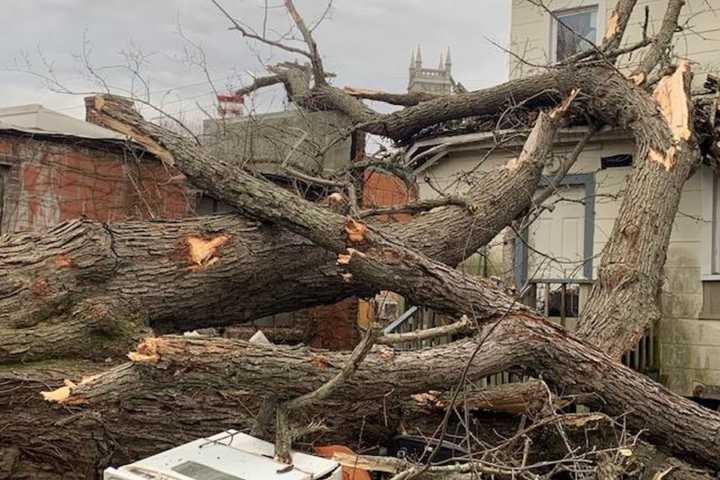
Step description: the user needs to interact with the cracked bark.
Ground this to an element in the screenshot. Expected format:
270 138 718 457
0 89 556 362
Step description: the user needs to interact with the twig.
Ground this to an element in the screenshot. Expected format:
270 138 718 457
358 197 468 219
377 316 474 345
210 0 312 59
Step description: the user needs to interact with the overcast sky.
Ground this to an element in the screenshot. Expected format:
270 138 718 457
1 0 510 124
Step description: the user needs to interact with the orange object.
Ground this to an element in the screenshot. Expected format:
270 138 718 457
313 445 371 480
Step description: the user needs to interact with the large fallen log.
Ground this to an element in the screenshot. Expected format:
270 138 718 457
53 48 720 468
0 92 556 362
6 306 719 479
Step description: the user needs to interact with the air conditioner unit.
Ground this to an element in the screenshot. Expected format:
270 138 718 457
104 430 342 480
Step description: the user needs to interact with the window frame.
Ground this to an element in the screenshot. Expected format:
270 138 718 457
514 173 596 286
548 3 603 63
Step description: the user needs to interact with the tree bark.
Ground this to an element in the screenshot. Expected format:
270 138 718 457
0 115 554 362
577 67 699 357
10 306 720 478
58 61 720 469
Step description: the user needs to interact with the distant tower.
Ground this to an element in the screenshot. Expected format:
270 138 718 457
408 46 453 95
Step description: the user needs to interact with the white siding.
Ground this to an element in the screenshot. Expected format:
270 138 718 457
418 135 720 396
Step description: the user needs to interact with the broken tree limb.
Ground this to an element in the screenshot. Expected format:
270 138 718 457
26 311 720 472
577 62 699 358
275 324 380 463
0 93 559 362
87 88 570 264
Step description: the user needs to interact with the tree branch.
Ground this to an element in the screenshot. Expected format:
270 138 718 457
284 0 327 85
210 0 312 59
631 0 686 83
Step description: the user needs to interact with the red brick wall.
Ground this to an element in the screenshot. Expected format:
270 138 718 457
362 170 417 223
0 134 194 232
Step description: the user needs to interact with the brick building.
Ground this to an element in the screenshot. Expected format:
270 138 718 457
0 104 193 233
0 101 415 350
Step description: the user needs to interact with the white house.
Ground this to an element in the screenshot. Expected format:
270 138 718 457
408 0 720 398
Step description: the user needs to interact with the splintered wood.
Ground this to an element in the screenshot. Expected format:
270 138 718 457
41 375 98 404
603 12 620 43
90 96 176 166
345 219 367 242
186 234 230 270
650 61 692 170
127 337 161 364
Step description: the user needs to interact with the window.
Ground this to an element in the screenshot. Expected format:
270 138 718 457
552 6 599 62
196 193 235 215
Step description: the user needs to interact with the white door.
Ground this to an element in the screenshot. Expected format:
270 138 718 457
527 185 586 280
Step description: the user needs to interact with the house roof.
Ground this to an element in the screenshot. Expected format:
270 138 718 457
0 104 126 141
405 126 633 174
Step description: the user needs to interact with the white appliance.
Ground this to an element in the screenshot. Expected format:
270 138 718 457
104 430 342 480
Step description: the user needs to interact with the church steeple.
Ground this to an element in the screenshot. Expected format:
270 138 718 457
444 47 452 73
407 45 453 95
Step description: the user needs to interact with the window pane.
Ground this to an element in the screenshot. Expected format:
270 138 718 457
556 7 598 61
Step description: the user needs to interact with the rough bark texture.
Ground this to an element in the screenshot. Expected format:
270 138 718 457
0 123 552 362
9 307 719 478
0 215 335 362
5 2 720 478
577 63 699 358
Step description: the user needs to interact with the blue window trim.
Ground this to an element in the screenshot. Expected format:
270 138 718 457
514 173 596 286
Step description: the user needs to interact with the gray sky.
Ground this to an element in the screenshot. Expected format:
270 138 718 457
1 0 510 123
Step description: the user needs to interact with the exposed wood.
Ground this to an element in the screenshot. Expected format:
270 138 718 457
0 101 557 361
577 60 699 359
600 0 639 51
377 317 474 345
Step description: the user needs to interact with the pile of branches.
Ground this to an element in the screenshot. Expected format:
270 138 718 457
2 0 720 479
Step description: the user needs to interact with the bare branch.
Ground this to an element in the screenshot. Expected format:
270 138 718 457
631 0 686 83
343 86 442 107
210 0 313 59
234 73 285 97
283 0 327 85
358 197 468 219
377 316 474 345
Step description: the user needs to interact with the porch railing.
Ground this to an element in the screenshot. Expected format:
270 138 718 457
386 278 658 380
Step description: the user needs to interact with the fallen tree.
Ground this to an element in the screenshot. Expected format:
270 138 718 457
3 0 720 478
0 96 557 362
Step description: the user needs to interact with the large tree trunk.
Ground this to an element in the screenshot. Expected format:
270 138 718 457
6 306 720 479
6 2 720 477
577 26 700 359
0 93 555 362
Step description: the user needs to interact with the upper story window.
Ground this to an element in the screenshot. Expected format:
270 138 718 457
552 6 599 61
